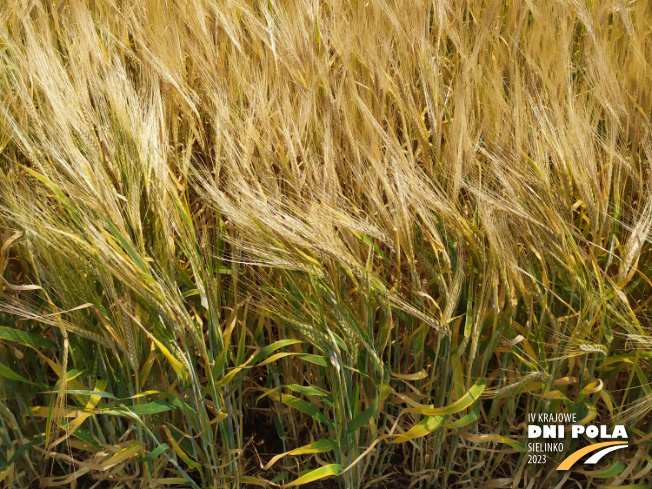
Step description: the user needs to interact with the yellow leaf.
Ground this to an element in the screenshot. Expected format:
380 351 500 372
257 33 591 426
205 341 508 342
598 389 614 414
391 370 428 381
405 379 486 416
263 438 338 470
540 390 568 400
466 434 524 451
163 426 201 470
581 379 603 395
390 415 445 443
286 464 343 487
98 441 142 471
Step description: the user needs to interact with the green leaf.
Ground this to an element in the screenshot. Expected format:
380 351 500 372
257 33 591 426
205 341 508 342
101 215 151 276
270 471 288 483
0 362 33 384
23 167 82 229
266 391 333 429
137 443 170 462
348 403 376 433
0 327 57 349
126 401 177 415
581 461 625 478
101 401 178 416
295 354 328 367
3 438 42 469
52 389 116 399
69 426 102 448
215 339 303 390
447 407 479 428
250 339 303 366
285 384 333 404
65 369 85 381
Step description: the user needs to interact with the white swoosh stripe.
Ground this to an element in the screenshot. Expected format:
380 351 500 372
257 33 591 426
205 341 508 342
584 444 628 464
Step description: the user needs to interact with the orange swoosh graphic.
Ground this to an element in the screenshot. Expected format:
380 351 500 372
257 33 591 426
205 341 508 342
557 441 627 470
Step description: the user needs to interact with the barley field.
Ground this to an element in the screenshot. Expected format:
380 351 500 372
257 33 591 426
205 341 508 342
1 0 651 488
